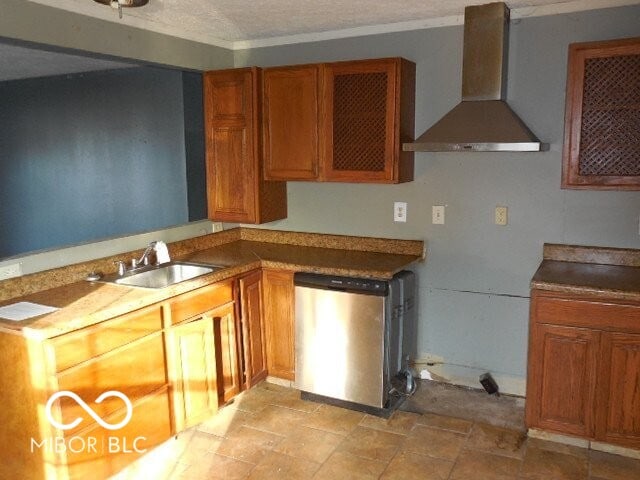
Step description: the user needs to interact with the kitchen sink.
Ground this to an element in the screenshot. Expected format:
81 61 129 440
100 261 223 289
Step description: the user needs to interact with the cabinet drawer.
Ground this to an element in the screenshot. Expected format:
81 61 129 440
54 333 167 434
533 294 640 332
62 387 172 480
169 281 233 325
47 304 163 372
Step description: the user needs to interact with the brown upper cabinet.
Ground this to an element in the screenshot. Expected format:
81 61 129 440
263 65 322 181
203 68 287 223
562 37 640 190
262 58 416 183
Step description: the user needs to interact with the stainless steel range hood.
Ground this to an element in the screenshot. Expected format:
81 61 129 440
404 2 546 152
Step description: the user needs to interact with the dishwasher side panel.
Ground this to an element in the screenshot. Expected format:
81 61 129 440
294 286 387 408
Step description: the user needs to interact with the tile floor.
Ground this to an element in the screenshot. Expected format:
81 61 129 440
114 382 640 479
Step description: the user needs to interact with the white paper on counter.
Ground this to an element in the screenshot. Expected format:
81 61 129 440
0 301 59 321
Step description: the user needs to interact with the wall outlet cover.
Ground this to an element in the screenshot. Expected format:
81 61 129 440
495 206 508 226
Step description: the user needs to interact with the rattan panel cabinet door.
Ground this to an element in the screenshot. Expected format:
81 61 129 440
322 58 415 183
562 37 640 190
263 65 321 181
203 68 287 223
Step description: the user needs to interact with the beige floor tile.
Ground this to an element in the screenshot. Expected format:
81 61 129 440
269 392 321 413
337 426 405 462
526 437 589 459
256 381 293 393
274 425 343 463
182 453 254 480
465 423 526 459
302 404 366 436
313 451 387 480
359 411 420 435
175 431 224 465
196 406 255 437
245 404 310 436
381 451 454 480
449 449 521 480
215 432 279 465
590 450 640 480
232 387 284 414
247 451 320 480
417 412 473 434
520 446 588 480
402 424 466 461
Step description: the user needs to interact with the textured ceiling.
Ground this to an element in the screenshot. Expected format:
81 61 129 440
27 0 639 48
3 0 636 81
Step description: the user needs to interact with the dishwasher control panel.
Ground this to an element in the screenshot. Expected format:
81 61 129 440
294 272 388 295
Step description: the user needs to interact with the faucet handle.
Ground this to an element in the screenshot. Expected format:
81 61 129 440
114 260 126 276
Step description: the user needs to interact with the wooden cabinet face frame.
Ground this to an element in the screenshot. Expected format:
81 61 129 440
562 37 640 190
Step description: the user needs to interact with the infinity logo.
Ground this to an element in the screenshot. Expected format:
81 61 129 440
45 391 133 431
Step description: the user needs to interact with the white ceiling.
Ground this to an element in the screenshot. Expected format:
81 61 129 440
2 0 636 82
27 0 640 49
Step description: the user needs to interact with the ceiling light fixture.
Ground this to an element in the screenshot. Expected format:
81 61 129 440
93 0 149 19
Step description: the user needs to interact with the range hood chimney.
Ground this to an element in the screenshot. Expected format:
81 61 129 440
404 2 546 152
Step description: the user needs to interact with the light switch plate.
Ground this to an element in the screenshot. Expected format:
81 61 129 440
394 202 407 222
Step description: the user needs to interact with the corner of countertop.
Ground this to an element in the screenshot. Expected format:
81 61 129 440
542 243 640 267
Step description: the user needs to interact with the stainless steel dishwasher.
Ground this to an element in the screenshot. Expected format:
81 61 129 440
294 271 415 415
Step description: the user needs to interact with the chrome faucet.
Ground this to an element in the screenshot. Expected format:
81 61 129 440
113 241 172 277
137 242 157 267
137 240 171 267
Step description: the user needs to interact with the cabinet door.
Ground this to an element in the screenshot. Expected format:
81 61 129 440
562 37 640 190
526 323 599 437
321 58 414 183
262 269 295 380
169 317 218 432
596 331 640 448
263 65 321 180
213 302 242 404
203 68 287 223
239 271 268 387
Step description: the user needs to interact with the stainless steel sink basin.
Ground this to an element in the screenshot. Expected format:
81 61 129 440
101 261 222 289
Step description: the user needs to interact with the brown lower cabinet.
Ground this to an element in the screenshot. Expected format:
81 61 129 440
213 302 242 405
262 269 296 381
526 290 640 449
0 270 292 480
167 315 218 432
239 270 268 388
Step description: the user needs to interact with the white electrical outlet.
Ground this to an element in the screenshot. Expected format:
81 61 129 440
495 206 508 226
394 202 407 222
432 205 445 225
0 263 22 280
212 222 224 233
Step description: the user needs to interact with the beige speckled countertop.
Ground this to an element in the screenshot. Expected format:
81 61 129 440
0 229 424 339
531 243 640 302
